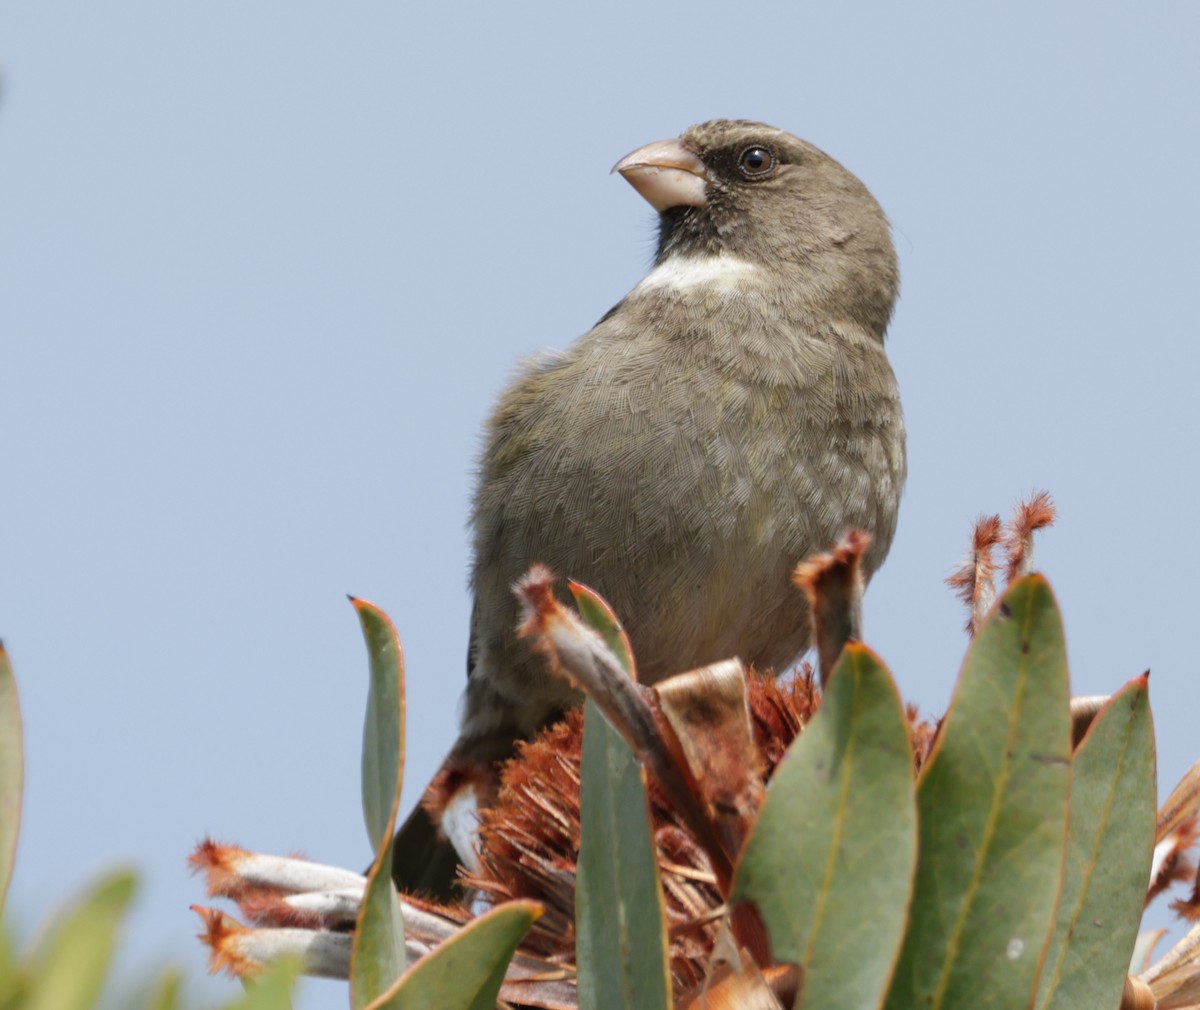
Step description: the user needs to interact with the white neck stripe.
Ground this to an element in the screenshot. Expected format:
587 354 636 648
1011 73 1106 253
633 255 760 295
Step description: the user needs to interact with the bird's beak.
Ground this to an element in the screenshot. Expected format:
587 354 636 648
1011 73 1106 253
612 138 707 212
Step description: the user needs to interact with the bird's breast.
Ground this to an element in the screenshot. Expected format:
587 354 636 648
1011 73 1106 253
470 279 904 707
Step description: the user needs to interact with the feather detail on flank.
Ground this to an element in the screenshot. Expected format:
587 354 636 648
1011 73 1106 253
633 254 761 296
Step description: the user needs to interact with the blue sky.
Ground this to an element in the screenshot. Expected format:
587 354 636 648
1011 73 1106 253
2 3 1198 1006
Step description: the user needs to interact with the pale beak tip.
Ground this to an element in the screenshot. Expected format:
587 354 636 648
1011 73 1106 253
611 138 708 212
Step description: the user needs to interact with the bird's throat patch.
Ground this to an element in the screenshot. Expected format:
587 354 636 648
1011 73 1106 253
633 254 761 296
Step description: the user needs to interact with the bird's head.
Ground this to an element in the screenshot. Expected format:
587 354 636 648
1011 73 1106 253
614 119 899 339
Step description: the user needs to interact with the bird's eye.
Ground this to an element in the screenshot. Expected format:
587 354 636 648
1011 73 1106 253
737 145 776 178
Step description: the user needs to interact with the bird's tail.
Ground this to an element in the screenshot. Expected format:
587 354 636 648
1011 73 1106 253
389 727 525 901
390 798 463 901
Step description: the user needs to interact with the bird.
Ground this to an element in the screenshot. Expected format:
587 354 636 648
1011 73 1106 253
393 119 905 898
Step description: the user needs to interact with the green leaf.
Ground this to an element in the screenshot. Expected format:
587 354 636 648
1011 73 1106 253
885 575 1071 1010
142 969 184 1010
369 901 540 1010
0 643 22 913
228 956 300 1010
568 581 637 678
354 597 407 850
21 869 137 1010
352 863 409 1010
0 922 26 1008
568 582 669 1010
350 598 408 1008
1035 675 1155 1010
732 644 917 1009
576 703 672 1010
564 581 669 1008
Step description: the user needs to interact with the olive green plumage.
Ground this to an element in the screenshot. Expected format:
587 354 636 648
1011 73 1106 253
394 119 905 897
463 119 904 755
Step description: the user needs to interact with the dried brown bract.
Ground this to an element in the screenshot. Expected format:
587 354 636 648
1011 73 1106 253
466 667 935 997
1004 490 1056 584
792 529 871 687
946 514 1002 636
